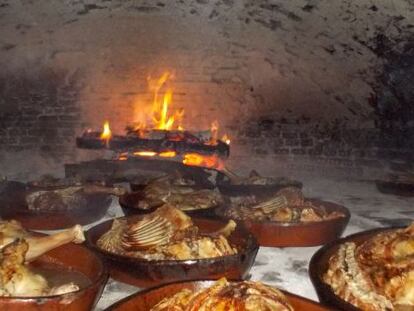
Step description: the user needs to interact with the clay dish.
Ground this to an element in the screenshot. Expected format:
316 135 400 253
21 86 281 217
105 280 331 311
86 216 259 288
216 198 350 247
119 190 222 218
309 227 396 310
0 239 107 311
0 185 112 230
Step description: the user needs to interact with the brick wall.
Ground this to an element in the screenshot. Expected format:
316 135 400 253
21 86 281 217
236 118 414 160
227 118 414 178
0 0 413 179
0 69 82 156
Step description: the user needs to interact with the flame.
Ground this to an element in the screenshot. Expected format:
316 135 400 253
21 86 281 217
99 73 231 169
149 72 171 112
153 89 174 130
176 108 185 131
210 120 219 145
206 121 229 145
222 134 231 145
148 73 183 131
100 121 112 146
131 73 230 144
101 121 112 140
119 150 177 160
118 152 128 160
133 151 157 157
183 153 224 170
115 149 224 170
133 121 147 131
159 151 177 158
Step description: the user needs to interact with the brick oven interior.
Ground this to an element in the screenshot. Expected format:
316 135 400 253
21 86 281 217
0 0 414 309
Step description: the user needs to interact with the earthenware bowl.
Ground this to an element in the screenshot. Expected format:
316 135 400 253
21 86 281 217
0 239 108 311
309 227 397 310
216 198 350 247
119 190 223 218
86 216 259 288
0 185 112 230
105 280 331 310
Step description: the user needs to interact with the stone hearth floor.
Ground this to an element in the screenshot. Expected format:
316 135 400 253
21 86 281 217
84 177 414 310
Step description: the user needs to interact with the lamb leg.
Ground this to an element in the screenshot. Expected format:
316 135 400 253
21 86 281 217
24 225 85 261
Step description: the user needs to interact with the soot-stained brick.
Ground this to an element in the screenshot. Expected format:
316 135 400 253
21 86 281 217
254 19 282 31
254 147 269 155
292 148 305 155
258 118 275 131
282 131 298 139
285 138 299 146
0 68 82 155
273 148 289 155
77 4 106 15
259 3 302 21
2 44 16 51
302 4 315 12
128 5 160 13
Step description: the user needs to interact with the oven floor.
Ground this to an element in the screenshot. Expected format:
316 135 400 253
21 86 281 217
90 176 414 309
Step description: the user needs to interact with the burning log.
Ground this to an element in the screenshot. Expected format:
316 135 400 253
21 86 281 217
78 72 232 162
64 158 225 185
76 129 230 159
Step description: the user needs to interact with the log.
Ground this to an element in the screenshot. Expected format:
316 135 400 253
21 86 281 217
76 131 230 158
125 128 212 143
64 158 225 186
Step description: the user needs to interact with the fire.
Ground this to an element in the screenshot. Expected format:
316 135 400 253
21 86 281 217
95 73 231 170
101 121 112 140
176 108 185 131
183 153 224 170
130 73 230 145
159 151 177 158
154 89 175 130
149 72 184 131
222 134 231 145
118 152 128 161
118 151 177 161
100 121 112 145
129 150 176 158
210 121 219 145
117 150 223 170
133 151 157 157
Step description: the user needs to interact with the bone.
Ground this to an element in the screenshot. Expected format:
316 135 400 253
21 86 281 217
49 282 80 296
24 225 85 262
